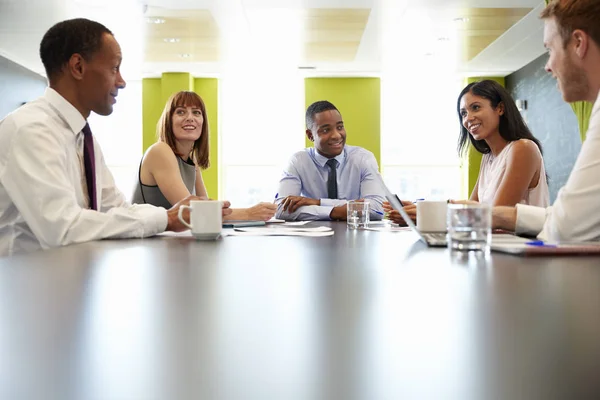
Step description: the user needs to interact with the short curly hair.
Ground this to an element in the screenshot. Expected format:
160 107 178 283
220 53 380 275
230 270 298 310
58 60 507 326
39 18 112 82
305 100 339 131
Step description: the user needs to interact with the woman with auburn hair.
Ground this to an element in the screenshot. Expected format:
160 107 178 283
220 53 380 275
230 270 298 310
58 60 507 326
132 91 276 221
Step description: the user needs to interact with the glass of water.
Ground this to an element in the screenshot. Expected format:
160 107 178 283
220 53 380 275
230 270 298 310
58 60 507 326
347 200 370 229
447 203 492 252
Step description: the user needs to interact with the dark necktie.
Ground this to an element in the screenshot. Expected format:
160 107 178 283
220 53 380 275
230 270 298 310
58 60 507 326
326 158 338 199
82 123 97 210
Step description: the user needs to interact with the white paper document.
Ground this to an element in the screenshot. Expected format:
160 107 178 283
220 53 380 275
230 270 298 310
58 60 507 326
227 225 334 237
265 219 311 226
225 230 334 237
157 224 332 238
362 225 412 232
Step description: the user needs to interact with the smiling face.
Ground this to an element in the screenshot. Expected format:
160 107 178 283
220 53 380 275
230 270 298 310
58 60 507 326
306 109 346 158
459 91 504 142
543 17 590 103
80 33 126 116
171 105 204 143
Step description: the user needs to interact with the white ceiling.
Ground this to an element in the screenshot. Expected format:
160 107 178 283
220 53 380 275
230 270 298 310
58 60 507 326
0 0 547 79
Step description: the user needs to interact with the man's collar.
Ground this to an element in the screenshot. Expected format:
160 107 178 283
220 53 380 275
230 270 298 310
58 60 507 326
44 87 87 135
313 147 347 167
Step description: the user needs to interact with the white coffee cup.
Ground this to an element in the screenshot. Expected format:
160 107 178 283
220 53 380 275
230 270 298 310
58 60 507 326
178 200 223 240
416 200 448 232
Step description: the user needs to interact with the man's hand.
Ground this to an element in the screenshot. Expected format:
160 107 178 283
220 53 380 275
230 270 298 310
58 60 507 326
281 196 319 213
329 204 347 220
166 196 232 232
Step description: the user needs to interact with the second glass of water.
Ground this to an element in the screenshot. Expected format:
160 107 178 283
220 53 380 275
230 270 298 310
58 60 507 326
447 203 492 252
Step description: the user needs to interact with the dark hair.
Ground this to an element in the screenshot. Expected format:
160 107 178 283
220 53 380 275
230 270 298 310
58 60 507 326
306 100 339 130
541 0 600 49
457 80 543 157
158 91 210 170
39 18 113 82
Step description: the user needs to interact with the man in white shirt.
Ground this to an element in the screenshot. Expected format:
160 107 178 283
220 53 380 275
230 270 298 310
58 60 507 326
493 0 600 241
0 18 230 256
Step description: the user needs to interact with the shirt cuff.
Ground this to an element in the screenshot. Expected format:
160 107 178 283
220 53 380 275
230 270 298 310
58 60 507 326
515 204 547 237
147 206 169 235
321 198 347 207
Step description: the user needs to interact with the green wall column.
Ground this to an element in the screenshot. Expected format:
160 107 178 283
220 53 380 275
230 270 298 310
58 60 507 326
461 76 506 198
304 78 381 168
194 78 219 198
142 78 162 153
571 101 593 142
161 72 194 105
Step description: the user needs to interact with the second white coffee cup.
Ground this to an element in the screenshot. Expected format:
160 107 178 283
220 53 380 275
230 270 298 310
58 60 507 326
416 200 448 232
178 200 223 240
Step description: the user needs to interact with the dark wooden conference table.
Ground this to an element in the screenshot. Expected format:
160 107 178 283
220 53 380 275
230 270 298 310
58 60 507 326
1 222 600 400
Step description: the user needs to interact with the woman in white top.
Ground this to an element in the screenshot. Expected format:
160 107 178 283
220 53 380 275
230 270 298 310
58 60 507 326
384 80 549 226
458 80 549 207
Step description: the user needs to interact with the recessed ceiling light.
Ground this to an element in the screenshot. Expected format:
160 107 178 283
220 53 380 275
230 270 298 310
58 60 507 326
437 37 450 42
179 53 192 58
424 52 434 57
453 17 470 23
146 18 165 24
163 38 180 43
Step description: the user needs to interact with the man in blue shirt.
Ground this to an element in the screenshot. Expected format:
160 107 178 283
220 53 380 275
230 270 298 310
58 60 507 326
275 100 385 221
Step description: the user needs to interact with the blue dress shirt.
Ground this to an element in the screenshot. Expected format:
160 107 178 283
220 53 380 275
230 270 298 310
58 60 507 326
275 145 385 220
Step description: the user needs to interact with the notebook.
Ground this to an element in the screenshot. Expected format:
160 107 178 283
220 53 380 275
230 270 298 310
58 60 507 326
490 236 600 256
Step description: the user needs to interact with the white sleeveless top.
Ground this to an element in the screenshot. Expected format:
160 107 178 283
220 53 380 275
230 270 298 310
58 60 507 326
477 139 550 207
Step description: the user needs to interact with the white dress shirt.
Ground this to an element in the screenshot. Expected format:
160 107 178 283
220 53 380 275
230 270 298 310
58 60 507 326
0 88 167 256
275 145 385 220
516 90 600 241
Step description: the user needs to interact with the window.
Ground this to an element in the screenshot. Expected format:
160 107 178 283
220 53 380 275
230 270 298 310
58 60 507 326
88 80 142 202
219 7 305 207
380 6 463 201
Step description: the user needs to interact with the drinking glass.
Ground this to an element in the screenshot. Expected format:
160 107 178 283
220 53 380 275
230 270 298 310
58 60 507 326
447 203 491 252
347 200 370 229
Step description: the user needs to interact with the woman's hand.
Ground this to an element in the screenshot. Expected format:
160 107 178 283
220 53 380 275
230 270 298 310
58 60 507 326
448 199 480 205
246 202 277 221
383 200 415 226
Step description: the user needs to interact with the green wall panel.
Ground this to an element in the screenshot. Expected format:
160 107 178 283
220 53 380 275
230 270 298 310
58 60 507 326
142 78 162 153
194 78 219 198
304 78 381 168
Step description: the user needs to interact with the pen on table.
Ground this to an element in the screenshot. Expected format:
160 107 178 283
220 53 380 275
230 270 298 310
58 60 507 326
526 240 557 248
